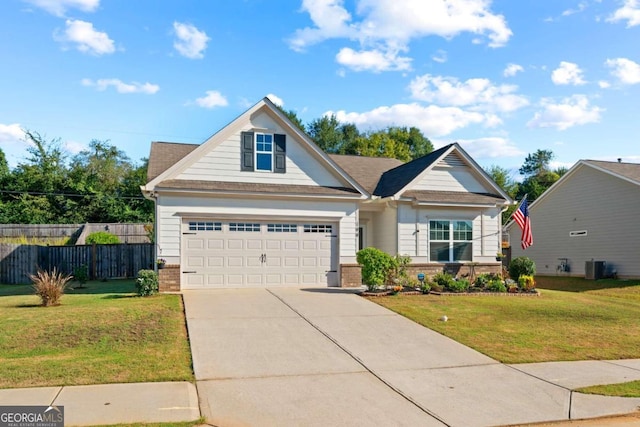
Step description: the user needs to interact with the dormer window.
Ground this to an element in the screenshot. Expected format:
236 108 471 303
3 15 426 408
240 131 286 173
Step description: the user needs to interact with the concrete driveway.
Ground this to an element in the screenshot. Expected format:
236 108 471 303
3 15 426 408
183 288 640 427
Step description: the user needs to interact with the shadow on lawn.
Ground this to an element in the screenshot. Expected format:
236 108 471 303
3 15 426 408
536 276 640 292
0 279 136 297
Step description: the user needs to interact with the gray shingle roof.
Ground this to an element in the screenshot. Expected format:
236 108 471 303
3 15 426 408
147 141 198 182
373 144 454 197
329 154 403 193
156 179 361 196
584 160 640 184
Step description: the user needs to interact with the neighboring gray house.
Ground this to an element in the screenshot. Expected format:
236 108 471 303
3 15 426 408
142 97 512 291
506 159 640 279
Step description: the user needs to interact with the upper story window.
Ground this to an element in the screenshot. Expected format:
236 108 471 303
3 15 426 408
240 131 287 173
255 133 273 171
429 220 473 262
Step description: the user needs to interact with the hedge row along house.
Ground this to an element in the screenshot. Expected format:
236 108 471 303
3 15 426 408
142 98 512 291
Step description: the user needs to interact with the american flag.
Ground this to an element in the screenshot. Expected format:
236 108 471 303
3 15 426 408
512 197 533 249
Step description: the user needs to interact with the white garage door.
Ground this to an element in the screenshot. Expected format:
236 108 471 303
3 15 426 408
182 220 338 288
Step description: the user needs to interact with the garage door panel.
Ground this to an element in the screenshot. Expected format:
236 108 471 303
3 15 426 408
182 221 337 288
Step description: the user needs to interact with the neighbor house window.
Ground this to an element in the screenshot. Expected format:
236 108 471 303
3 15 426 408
255 133 273 171
429 220 472 262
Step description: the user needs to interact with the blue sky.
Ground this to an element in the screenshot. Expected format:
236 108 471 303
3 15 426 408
1 0 639 178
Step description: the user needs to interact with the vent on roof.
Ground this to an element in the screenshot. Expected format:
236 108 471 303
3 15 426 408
438 152 466 167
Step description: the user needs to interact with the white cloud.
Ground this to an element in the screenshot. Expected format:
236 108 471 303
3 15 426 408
455 137 525 159
503 63 523 77
194 90 228 109
0 123 25 144
55 19 115 55
562 2 587 17
598 80 611 88
607 0 640 27
408 74 529 113
551 61 586 85
24 0 99 17
605 57 640 84
289 0 512 72
527 95 603 130
81 78 159 94
266 93 284 106
173 22 209 59
63 140 86 154
336 47 411 72
327 103 489 137
431 49 447 63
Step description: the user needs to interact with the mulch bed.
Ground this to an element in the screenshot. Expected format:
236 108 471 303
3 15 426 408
360 289 540 297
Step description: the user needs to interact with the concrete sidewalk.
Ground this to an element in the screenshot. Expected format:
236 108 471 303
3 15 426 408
0 382 200 426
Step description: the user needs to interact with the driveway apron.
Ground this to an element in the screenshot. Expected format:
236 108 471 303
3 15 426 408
183 288 636 427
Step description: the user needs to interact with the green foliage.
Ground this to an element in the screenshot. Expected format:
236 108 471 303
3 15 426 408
72 264 89 285
486 279 507 293
509 257 536 281
30 267 72 306
518 274 536 291
447 278 470 293
419 281 431 294
432 272 455 290
85 231 121 245
135 269 159 296
474 273 491 288
356 247 397 291
387 254 412 285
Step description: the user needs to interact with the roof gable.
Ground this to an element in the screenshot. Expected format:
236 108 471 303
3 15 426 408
144 97 367 196
329 154 403 193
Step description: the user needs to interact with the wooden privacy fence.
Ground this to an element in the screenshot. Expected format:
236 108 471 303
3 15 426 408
0 243 154 284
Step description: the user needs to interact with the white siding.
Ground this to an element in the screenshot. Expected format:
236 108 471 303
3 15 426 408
176 111 343 187
398 204 418 256
156 194 358 263
372 205 397 254
411 166 488 193
509 165 640 278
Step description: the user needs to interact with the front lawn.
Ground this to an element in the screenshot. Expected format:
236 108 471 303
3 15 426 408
0 280 194 389
368 276 640 364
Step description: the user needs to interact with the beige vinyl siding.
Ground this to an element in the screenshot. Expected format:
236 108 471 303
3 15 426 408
412 207 501 263
372 205 397 255
411 166 488 192
509 165 640 277
398 204 418 256
156 194 358 262
176 111 343 187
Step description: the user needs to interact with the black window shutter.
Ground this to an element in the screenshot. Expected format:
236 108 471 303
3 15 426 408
241 131 254 171
274 134 286 173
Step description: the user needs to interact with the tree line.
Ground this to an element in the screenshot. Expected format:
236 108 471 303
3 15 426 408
0 113 563 225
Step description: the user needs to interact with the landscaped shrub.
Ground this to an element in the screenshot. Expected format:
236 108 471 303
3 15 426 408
419 281 431 294
474 273 491 288
136 269 159 296
30 267 72 307
432 272 455 290
486 279 507 293
85 231 121 245
518 274 536 291
447 278 470 293
386 254 411 286
509 256 536 281
356 247 397 291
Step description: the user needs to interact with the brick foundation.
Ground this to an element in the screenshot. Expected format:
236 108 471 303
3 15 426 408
158 264 180 292
340 264 362 288
406 263 502 280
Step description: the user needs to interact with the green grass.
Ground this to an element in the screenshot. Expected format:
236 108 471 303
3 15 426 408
577 380 640 398
0 280 194 389
368 276 640 364
98 419 205 427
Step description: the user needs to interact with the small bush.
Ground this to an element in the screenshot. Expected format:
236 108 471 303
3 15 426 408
447 278 470 293
433 272 455 289
486 279 507 293
86 231 120 245
420 281 431 294
474 273 491 288
136 269 159 296
356 247 397 291
387 254 412 285
518 274 536 291
30 268 72 307
509 256 536 281
73 264 89 285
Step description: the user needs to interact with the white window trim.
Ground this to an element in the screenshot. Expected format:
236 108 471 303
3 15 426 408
255 132 274 172
429 219 473 263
